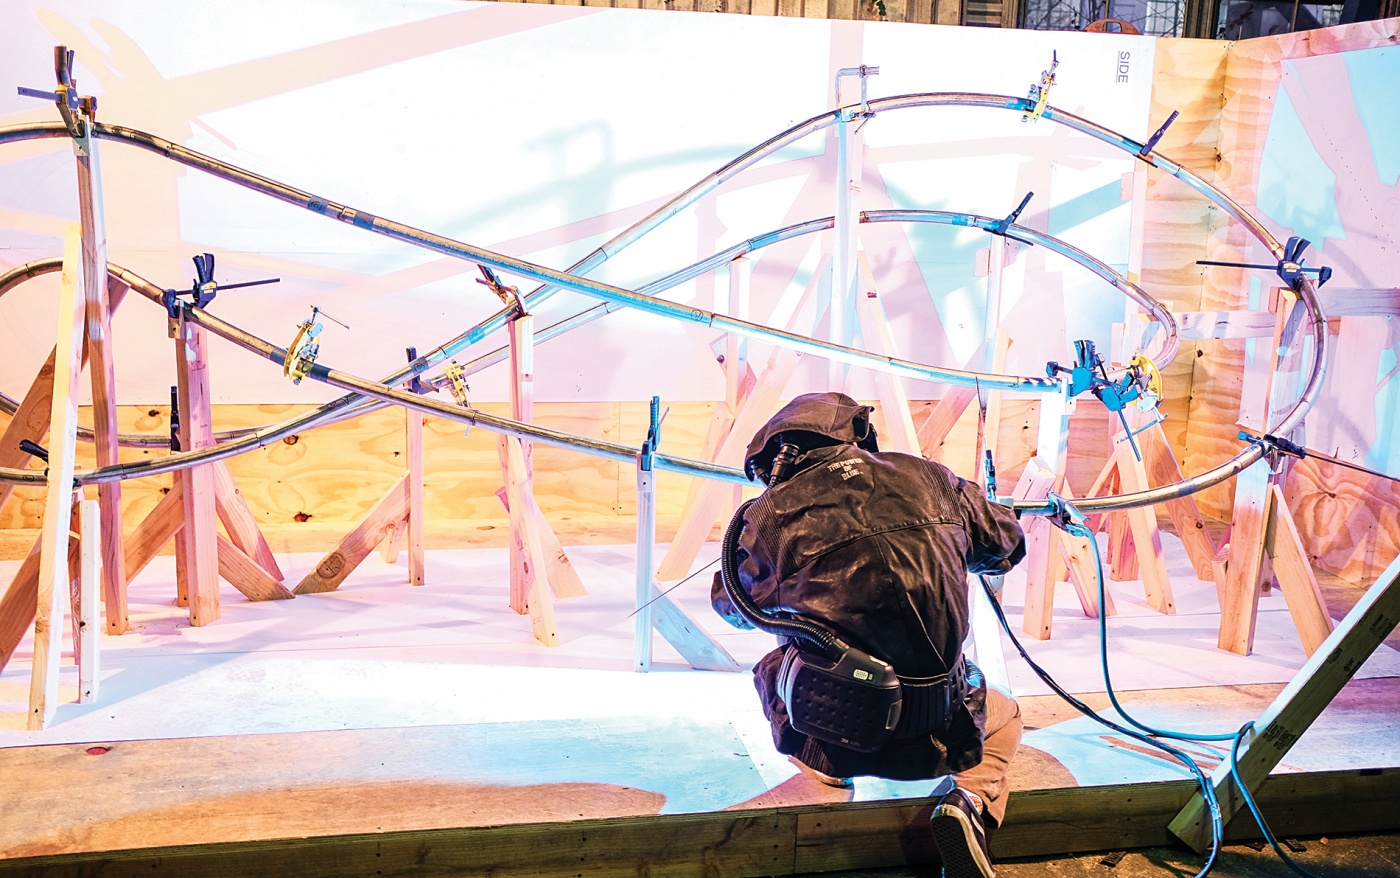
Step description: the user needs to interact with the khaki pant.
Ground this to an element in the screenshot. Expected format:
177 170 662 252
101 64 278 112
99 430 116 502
952 687 1022 828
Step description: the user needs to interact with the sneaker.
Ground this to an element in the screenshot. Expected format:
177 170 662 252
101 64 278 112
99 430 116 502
811 769 854 788
930 787 994 878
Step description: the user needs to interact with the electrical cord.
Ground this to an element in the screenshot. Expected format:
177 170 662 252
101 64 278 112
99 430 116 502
995 508 1327 876
1230 722 1325 878
976 569 1224 877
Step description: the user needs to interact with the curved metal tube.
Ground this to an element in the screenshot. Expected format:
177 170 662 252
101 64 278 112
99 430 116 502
0 262 751 488
0 92 1331 512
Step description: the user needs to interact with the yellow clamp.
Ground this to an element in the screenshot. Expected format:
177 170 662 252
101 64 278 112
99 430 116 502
442 360 471 407
283 318 322 385
1129 354 1163 409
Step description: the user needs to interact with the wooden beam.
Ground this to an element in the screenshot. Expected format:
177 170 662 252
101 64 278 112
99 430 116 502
854 253 920 454
76 498 100 703
0 535 80 675
1263 484 1332 656
1012 457 1060 641
1218 459 1271 655
75 130 129 638
123 487 186 583
295 476 409 595
216 535 295 602
649 584 742 671
212 461 284 583
501 436 559 647
406 407 425 587
29 224 87 730
1171 553 1400 852
1113 438 1176 615
173 316 220 627
0 276 127 519
1140 420 1217 582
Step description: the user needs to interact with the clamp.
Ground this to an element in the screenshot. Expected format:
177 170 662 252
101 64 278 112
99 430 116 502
283 306 349 384
1238 429 1307 473
1195 235 1332 292
638 396 666 473
442 360 471 408
1047 339 1163 461
477 265 524 316
834 65 880 126
991 191 1035 238
404 347 429 395
17 46 95 139
161 252 279 334
1022 51 1059 123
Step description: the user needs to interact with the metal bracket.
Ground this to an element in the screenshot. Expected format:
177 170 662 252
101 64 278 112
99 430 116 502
1022 51 1058 123
834 65 880 121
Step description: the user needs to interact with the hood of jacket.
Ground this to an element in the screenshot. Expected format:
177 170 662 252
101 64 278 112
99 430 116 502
744 392 879 482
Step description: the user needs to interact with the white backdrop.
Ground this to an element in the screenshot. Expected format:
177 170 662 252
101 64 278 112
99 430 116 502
0 1 1155 405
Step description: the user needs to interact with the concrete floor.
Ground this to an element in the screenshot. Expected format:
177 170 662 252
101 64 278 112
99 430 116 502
801 830 1400 877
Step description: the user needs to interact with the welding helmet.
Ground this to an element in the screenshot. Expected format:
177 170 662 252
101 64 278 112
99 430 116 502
743 391 879 484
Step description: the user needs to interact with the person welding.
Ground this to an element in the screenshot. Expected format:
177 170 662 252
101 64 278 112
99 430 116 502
712 391 1027 878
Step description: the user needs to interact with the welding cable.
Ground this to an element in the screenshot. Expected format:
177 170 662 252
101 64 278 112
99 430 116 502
1229 723 1327 878
1064 515 1325 875
1067 520 1240 744
978 572 1225 876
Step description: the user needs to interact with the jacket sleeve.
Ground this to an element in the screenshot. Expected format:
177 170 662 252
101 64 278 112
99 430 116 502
950 472 1026 575
710 503 781 630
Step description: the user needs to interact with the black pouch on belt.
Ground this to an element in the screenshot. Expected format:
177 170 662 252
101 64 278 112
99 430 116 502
776 643 903 753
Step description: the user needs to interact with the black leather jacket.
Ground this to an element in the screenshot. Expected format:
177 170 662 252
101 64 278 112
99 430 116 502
712 442 1025 780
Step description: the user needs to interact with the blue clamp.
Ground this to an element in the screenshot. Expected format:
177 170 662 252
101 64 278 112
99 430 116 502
1043 491 1088 534
991 191 1034 238
1138 110 1178 158
1195 235 1331 291
405 347 429 395
639 396 662 472
162 252 279 321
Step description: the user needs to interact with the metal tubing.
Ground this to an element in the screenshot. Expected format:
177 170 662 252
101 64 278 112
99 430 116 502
0 91 1331 513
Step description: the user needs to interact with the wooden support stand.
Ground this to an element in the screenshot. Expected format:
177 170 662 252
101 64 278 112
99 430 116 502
172 314 220 627
1171 553 1400 852
1213 287 1331 657
655 257 827 585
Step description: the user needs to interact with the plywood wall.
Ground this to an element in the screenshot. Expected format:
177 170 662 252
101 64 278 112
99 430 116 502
1180 19 1400 584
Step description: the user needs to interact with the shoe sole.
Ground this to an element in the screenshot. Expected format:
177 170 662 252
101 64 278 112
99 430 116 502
930 803 994 878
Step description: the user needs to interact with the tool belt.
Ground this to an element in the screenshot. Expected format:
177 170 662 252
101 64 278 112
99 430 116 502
777 642 969 753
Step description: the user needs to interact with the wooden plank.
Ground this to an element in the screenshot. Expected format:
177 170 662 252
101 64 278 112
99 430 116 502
0 535 80 675
75 131 129 639
525 494 587 599
378 518 405 564
1318 286 1400 318
1175 309 1276 340
1217 458 1270 655
1264 484 1332 656
0 276 127 520
173 317 220 627
1012 457 1059 641
854 255 919 455
406 408 425 587
1113 438 1176 616
77 498 100 703
29 224 87 730
212 460 284 583
215 535 294 602
1172 553 1400 852
654 266 823 582
295 477 409 595
650 583 741 672
123 487 185 582
1140 420 1216 582
502 436 559 647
